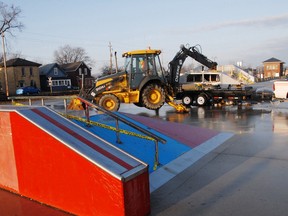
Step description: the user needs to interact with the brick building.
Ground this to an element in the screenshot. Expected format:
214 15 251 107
263 57 284 78
0 58 41 96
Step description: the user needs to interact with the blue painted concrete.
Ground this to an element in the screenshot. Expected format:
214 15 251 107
72 113 192 173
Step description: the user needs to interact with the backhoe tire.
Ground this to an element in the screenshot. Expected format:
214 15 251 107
99 94 120 111
196 94 208 106
141 83 165 110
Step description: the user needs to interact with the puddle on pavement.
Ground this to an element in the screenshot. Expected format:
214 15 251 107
50 101 288 135
163 104 288 135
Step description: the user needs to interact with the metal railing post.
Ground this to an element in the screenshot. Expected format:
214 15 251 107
64 99 67 114
153 140 160 170
115 119 122 144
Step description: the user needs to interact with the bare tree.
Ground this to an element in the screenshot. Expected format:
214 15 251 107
54 44 94 66
98 64 124 78
0 1 23 97
0 1 23 35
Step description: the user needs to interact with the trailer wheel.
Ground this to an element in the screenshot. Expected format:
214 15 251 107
142 83 165 110
196 94 207 106
99 94 120 111
182 95 193 106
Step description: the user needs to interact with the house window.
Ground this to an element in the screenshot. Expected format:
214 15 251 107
51 79 71 87
52 80 59 86
267 65 278 70
64 80 71 86
21 67 25 77
84 68 87 75
30 67 33 76
54 67 58 75
79 68 82 75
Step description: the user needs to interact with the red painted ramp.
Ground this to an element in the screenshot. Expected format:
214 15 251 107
0 106 150 216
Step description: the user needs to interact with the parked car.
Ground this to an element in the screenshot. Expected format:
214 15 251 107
16 86 40 95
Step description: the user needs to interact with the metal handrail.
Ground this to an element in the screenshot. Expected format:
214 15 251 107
8 95 75 106
77 96 166 170
77 96 166 144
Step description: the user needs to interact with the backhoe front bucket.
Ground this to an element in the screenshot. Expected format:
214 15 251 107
68 98 84 110
166 95 189 113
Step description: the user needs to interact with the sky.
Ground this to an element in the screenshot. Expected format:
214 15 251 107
3 0 288 74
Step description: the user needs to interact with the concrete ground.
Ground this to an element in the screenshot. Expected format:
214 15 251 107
150 133 288 216
148 102 288 216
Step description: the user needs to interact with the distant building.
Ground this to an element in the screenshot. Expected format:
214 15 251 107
60 62 94 90
0 58 41 96
39 63 71 91
217 64 255 84
263 57 284 78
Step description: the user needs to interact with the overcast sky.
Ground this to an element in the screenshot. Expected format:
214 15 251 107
4 0 288 73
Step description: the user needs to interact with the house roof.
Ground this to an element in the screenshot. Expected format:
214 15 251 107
39 63 56 75
39 63 68 78
263 57 284 63
60 62 82 72
0 58 41 67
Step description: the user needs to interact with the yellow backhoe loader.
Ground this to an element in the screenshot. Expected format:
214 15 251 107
69 44 217 112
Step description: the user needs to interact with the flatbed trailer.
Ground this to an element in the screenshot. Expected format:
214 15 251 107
175 85 256 106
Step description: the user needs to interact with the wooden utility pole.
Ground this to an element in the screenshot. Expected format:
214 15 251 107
1 32 9 97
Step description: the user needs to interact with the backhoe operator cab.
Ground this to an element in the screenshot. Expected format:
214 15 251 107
123 49 165 90
87 49 167 112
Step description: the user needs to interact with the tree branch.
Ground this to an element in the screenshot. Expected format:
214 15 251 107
0 2 23 35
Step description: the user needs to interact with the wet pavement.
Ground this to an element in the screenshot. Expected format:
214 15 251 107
118 101 288 216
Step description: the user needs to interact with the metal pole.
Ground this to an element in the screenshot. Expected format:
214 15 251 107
153 140 159 170
114 51 118 73
84 103 90 125
1 32 9 97
81 72 84 90
115 119 122 144
63 99 67 114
